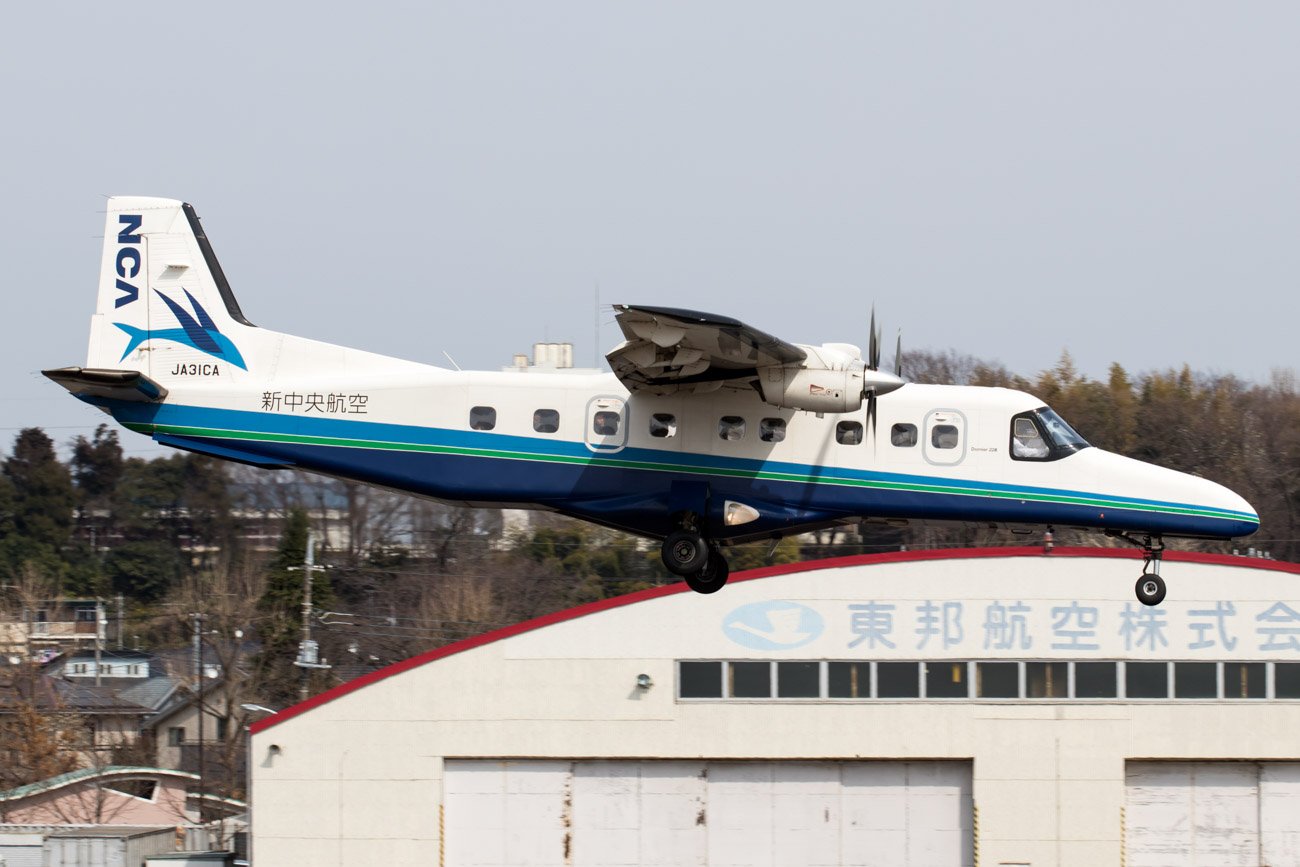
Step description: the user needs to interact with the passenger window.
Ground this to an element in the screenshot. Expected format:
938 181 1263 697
469 406 496 431
836 421 863 445
891 423 918 447
718 416 746 442
759 418 786 443
532 409 559 434
649 413 677 438
593 411 620 436
931 424 959 449
1011 416 1050 460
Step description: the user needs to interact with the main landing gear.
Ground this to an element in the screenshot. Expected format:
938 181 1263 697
1111 532 1166 606
661 518 730 594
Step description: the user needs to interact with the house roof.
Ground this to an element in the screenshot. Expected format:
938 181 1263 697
0 766 198 802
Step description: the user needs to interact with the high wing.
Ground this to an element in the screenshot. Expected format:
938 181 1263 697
607 305 807 395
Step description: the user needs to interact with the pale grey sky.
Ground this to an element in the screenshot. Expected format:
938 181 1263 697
4 2 1298 457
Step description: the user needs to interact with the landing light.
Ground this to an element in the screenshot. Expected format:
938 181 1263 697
724 501 760 527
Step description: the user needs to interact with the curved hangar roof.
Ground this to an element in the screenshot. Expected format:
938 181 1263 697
252 547 1300 735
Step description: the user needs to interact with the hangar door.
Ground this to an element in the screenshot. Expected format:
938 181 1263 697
1125 762 1300 866
444 759 973 867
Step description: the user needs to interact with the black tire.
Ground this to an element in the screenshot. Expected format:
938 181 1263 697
1135 573 1167 607
684 552 730 594
662 530 709 575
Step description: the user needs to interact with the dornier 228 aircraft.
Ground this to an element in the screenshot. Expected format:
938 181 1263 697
46 197 1259 606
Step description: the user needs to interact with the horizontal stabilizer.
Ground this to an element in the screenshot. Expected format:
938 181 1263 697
42 367 168 402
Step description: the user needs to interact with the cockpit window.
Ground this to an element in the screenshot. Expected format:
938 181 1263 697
1011 417 1050 459
1010 407 1090 461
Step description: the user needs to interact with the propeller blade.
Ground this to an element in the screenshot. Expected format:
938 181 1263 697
868 392 878 442
868 308 879 371
894 330 902 378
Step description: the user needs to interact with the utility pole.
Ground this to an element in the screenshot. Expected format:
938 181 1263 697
94 599 104 687
294 531 330 701
192 612 205 821
116 594 124 649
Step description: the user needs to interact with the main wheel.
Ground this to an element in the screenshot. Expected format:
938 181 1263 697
662 530 709 576
1135 573 1167 607
684 551 730 594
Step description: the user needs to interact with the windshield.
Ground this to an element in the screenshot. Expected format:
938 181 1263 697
1035 407 1089 451
1010 407 1090 461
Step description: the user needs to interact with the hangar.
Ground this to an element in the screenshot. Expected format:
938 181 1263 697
249 548 1300 866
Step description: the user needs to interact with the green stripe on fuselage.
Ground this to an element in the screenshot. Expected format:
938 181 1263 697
128 420 1246 522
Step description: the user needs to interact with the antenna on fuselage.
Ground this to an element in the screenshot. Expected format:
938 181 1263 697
442 351 462 371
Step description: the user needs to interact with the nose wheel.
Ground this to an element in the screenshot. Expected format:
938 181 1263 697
1135 573 1166 607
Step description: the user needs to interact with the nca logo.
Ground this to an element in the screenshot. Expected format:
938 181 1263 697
114 214 142 309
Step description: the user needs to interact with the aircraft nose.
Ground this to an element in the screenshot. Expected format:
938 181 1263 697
1078 449 1259 538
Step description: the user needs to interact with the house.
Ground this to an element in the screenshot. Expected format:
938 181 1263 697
0 766 197 825
0 599 107 658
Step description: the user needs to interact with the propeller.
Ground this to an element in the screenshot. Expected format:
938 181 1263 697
861 307 905 445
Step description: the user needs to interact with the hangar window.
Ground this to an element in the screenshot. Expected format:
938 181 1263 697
1174 662 1217 699
593 410 620 436
649 413 677 438
680 659 1300 703
828 662 871 698
931 424 959 449
976 662 1019 698
679 661 723 698
891 423 918 447
1225 662 1266 699
1274 663 1300 698
1074 662 1118 698
777 661 820 698
877 662 921 698
469 406 496 431
1027 662 1068 698
836 421 863 446
718 416 746 442
729 661 770 698
925 662 969 698
1126 662 1169 699
532 409 560 434
759 418 786 443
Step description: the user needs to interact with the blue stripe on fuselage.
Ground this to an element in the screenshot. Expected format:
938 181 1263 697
93 399 1258 539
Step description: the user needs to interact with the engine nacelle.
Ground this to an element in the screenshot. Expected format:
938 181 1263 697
757 364 865 414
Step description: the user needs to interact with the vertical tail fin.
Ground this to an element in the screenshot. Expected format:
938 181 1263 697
88 197 260 380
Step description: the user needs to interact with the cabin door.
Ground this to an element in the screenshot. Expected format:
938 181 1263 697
585 396 628 453
923 409 967 466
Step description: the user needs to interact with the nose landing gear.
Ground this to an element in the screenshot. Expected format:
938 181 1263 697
1111 532 1167 606
661 515 731 594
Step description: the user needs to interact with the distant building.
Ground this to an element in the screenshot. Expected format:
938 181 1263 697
503 342 603 375
0 600 107 658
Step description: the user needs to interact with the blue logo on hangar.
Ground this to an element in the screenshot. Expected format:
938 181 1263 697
722 600 824 651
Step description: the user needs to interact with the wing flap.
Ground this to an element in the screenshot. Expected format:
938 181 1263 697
608 305 806 394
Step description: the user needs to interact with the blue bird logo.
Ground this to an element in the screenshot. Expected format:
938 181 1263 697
114 289 247 370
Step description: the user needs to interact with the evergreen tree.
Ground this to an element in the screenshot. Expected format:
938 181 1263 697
0 429 75 586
